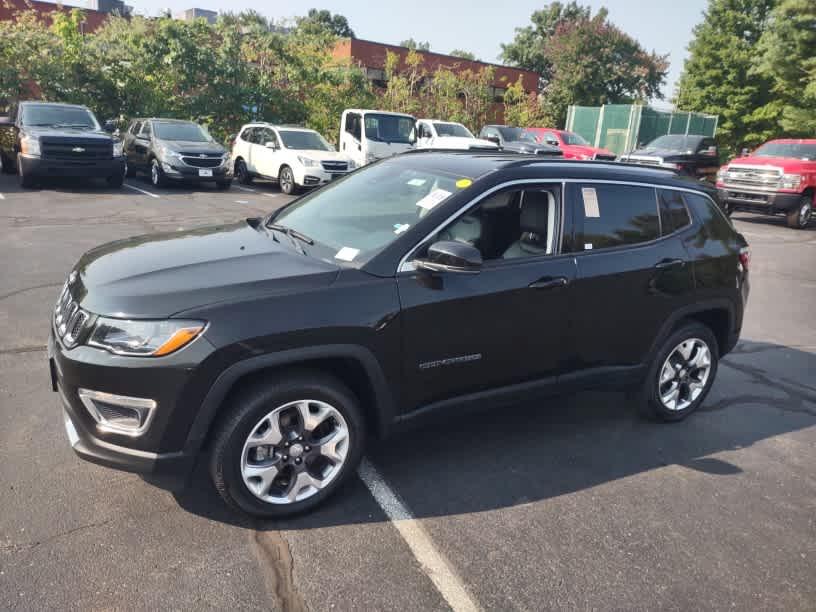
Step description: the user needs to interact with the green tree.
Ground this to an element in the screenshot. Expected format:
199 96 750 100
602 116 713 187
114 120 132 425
503 76 546 127
296 9 354 37
675 0 779 156
753 0 816 134
501 3 668 126
449 49 476 61
399 38 430 51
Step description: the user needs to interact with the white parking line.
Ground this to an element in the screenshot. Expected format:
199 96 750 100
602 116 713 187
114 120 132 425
235 200 249 204
123 183 160 199
358 459 481 612
0 193 5 199
262 192 280 198
234 185 256 193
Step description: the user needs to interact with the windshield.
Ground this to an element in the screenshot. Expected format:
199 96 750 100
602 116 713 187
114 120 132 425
497 127 537 143
364 114 415 144
153 122 211 142
279 130 333 151
753 142 816 161
562 131 589 146
270 158 477 265
433 122 473 138
21 105 99 129
645 135 703 151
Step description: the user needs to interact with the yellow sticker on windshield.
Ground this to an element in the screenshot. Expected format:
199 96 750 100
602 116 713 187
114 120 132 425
456 178 472 189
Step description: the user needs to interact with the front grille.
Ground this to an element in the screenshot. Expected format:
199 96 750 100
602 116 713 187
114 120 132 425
54 280 90 348
728 191 769 204
722 166 781 190
321 161 348 172
626 156 662 166
41 139 112 160
181 155 222 168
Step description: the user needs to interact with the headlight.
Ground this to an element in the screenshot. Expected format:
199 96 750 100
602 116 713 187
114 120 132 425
347 159 356 170
88 317 205 357
113 142 123 157
365 152 378 164
780 173 802 190
160 147 182 161
297 155 318 167
716 167 728 182
20 136 40 157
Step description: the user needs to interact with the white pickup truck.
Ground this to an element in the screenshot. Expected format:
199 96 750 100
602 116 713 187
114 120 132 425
416 119 499 151
339 109 417 167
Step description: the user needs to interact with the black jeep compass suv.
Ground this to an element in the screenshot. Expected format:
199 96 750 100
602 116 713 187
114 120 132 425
49 152 750 517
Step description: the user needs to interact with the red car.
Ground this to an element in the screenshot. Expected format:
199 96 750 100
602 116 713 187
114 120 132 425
716 139 815 229
524 128 617 161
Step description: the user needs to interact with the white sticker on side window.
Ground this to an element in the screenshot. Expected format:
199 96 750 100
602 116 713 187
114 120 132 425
582 187 600 218
416 189 451 211
584 243 593 250
334 247 360 262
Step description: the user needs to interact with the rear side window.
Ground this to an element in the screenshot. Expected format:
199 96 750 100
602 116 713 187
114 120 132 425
130 121 142 135
684 192 734 237
571 183 660 251
658 189 692 234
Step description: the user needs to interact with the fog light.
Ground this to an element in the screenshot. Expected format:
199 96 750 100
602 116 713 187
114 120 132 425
77 388 156 436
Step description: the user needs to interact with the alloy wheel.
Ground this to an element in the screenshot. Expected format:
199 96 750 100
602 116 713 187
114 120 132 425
280 168 293 193
151 162 159 186
799 201 812 227
240 399 350 504
657 338 712 411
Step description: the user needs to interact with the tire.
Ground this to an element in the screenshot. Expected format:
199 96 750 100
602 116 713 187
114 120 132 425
235 159 252 185
125 159 137 178
785 195 812 229
150 158 167 188
278 165 299 195
210 370 366 518
0 152 15 174
17 154 35 188
107 172 124 188
216 180 232 190
638 322 719 422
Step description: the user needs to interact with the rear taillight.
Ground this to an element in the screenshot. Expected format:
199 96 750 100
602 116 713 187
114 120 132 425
739 246 750 270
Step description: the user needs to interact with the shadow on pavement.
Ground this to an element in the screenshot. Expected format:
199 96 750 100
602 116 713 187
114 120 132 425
731 212 814 231
172 339 816 530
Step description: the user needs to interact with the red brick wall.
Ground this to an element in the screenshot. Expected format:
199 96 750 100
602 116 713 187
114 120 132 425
0 0 110 32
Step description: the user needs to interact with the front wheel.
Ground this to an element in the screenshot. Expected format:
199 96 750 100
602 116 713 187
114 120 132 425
150 159 167 188
235 159 252 185
125 159 137 178
106 172 124 188
216 180 232 190
638 322 719 422
0 152 15 174
17 154 35 188
210 371 365 517
786 195 812 229
278 165 298 195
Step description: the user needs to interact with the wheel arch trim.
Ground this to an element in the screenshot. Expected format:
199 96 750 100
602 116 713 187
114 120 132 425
647 299 736 364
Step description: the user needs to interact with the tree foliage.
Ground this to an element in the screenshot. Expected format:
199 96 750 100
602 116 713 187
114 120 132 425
449 49 476 61
0 10 373 143
295 9 355 38
753 0 816 134
501 2 668 127
675 0 779 155
399 38 431 51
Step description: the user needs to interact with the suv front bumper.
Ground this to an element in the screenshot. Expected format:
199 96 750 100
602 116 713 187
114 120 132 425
20 154 126 179
717 187 802 212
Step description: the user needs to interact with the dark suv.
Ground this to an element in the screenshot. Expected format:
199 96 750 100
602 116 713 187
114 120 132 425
49 152 750 517
122 118 232 189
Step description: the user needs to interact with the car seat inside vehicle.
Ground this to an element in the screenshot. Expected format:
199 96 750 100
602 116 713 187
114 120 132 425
502 190 556 258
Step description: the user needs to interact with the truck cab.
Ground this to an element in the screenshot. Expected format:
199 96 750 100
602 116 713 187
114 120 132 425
339 109 416 167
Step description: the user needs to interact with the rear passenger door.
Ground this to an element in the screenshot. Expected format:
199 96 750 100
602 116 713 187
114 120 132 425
564 182 695 375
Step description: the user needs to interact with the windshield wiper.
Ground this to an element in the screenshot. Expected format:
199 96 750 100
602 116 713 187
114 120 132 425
53 123 93 129
267 223 309 255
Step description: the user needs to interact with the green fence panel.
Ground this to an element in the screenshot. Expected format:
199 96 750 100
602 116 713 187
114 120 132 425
567 106 600 145
598 104 632 153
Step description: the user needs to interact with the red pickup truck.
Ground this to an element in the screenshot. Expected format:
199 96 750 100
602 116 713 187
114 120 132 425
716 139 815 229
524 128 617 161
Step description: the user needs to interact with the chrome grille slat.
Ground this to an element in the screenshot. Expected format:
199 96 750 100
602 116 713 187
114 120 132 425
53 278 89 348
722 166 781 190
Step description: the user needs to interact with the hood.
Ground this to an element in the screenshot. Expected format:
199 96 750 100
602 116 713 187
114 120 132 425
156 138 225 155
563 144 615 158
625 146 695 161
72 221 338 318
288 149 353 163
425 136 499 150
27 126 113 142
725 155 816 172
503 141 563 156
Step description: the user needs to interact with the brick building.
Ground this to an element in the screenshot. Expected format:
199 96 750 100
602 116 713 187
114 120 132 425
0 0 129 33
332 38 539 117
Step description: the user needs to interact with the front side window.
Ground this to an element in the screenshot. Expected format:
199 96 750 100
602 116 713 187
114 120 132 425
364 114 414 144
21 105 99 129
153 121 210 142
570 183 660 251
658 189 692 234
140 122 152 138
345 113 362 140
130 121 142 135
271 157 483 265
562 131 589 146
278 129 332 151
258 128 277 147
425 186 560 262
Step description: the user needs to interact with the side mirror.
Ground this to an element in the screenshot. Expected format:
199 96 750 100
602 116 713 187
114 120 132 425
702 145 717 156
484 135 500 145
741 148 749 157
415 241 482 274
0 116 12 127
103 120 116 133
265 141 278 149
546 139 559 147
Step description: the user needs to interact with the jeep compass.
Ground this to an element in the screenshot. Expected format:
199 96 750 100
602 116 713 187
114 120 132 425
49 152 750 517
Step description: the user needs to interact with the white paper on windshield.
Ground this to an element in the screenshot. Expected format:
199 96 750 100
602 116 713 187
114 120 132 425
407 178 427 187
334 247 360 262
394 223 411 234
582 187 600 218
416 189 451 211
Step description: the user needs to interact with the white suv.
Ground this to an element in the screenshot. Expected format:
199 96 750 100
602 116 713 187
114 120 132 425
231 124 355 194
416 119 499 151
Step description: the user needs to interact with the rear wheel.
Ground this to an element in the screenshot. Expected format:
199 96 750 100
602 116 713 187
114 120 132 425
786 195 812 229
210 371 365 517
235 159 252 185
278 165 298 195
639 322 719 422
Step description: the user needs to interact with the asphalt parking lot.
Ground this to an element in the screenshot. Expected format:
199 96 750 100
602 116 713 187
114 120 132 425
1 173 814 611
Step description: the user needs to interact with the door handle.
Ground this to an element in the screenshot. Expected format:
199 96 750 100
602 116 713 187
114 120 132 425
654 258 686 270
529 276 569 290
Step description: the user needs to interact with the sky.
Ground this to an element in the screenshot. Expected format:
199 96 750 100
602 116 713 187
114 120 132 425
69 0 708 106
